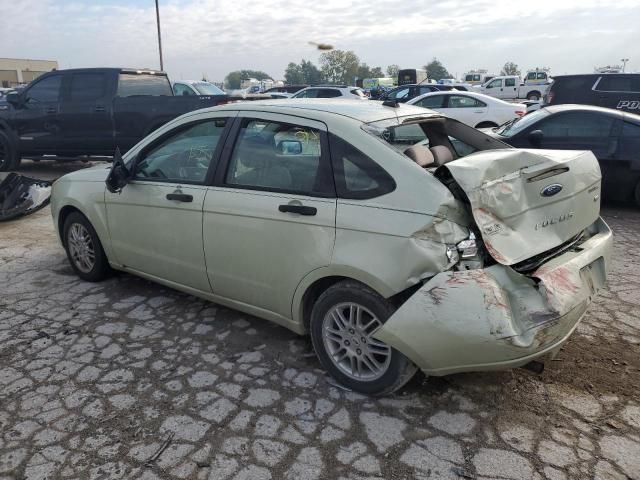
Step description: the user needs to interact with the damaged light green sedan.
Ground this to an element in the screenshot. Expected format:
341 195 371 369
50 99 612 395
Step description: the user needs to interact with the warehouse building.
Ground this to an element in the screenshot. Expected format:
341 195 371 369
0 58 59 87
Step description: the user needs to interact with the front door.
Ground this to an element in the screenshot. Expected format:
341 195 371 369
203 113 336 318
105 117 231 292
14 73 64 154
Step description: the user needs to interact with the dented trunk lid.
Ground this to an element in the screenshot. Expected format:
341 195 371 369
438 149 601 265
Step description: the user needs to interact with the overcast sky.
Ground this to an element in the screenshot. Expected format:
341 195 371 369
2 0 638 82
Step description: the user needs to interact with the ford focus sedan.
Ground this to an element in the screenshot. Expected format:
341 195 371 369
51 99 612 395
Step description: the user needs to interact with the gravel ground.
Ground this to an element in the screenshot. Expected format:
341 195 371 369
0 160 639 480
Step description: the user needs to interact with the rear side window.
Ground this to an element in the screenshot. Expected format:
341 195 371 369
317 89 341 98
70 73 106 101
117 74 173 96
505 78 516 87
415 95 446 109
596 76 640 92
619 121 640 158
26 75 62 102
448 95 486 108
329 133 395 199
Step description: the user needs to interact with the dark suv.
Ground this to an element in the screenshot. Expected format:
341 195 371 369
379 84 459 103
546 74 640 113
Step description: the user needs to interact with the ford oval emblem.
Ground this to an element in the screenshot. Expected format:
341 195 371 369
541 183 563 197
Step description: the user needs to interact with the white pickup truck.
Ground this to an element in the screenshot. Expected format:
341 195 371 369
475 75 550 101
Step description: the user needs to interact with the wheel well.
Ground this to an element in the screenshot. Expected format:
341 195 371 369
528 90 541 98
301 276 348 333
57 205 83 240
475 121 497 128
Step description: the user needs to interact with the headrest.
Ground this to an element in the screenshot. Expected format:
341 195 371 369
430 145 454 166
236 136 272 169
404 145 434 167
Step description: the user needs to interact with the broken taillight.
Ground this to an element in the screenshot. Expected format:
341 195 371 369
515 110 525 117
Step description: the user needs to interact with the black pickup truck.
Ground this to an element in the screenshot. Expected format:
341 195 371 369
0 68 232 171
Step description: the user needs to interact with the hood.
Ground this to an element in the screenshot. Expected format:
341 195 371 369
438 148 601 265
58 164 111 183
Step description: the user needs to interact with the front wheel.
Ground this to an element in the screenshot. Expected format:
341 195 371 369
310 280 417 395
0 130 18 172
63 212 111 282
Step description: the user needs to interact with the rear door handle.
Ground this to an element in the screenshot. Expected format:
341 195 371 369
166 193 193 202
278 204 317 216
45 107 57 113
94 105 106 112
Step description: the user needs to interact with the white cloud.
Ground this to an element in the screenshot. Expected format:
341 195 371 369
1 0 638 81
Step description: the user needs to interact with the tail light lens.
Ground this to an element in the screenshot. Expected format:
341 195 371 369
547 91 555 104
515 110 525 117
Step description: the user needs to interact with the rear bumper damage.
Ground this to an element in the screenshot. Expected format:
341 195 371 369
374 218 613 376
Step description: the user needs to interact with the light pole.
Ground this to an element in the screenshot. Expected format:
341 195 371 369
621 58 629 73
155 0 164 71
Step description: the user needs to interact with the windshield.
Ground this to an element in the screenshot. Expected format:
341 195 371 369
496 109 550 137
193 82 225 95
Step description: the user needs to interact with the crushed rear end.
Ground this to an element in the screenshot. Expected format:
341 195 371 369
374 148 613 375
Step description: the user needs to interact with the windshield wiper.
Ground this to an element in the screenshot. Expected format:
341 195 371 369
497 118 518 135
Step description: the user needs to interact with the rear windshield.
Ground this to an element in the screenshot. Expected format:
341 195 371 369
117 74 173 96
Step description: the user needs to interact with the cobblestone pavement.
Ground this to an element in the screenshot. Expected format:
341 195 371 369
1 176 639 479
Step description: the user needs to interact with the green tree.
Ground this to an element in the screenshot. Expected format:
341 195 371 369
423 58 450 81
356 63 372 80
386 64 400 79
284 60 323 85
284 62 304 84
370 66 384 78
300 60 323 84
224 69 272 89
319 50 360 84
501 61 520 76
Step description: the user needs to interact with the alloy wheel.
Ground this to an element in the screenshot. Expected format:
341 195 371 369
67 223 96 273
321 302 392 381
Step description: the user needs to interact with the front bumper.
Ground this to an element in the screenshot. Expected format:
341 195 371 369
374 218 613 376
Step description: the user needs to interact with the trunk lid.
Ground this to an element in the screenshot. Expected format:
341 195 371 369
437 148 601 265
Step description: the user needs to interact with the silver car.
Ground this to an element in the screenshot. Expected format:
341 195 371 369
50 99 612 395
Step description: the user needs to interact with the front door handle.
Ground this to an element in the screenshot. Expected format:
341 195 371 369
45 107 57 114
278 204 317 216
166 193 193 202
94 105 106 112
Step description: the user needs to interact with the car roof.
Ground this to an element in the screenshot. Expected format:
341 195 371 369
543 104 626 117
552 73 640 79
208 98 440 123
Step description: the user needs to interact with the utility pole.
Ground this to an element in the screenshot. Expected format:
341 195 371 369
155 0 164 71
621 58 629 73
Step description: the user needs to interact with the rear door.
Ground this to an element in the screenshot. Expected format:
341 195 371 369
444 94 488 127
504 77 518 98
203 113 336 319
58 71 114 155
594 75 640 112
14 72 64 153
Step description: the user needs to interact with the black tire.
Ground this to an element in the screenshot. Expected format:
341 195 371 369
526 91 541 101
634 181 640 208
62 212 111 282
0 130 18 172
310 280 417 395
476 121 498 129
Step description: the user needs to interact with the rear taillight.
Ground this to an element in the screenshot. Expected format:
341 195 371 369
547 91 555 104
515 110 525 117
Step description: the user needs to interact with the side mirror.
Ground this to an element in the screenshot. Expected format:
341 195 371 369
105 148 131 193
5 91 21 107
528 129 544 147
277 140 303 155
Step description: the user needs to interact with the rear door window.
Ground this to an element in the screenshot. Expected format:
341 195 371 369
447 95 486 108
539 112 615 138
619 121 640 158
70 72 106 101
117 74 173 96
505 78 516 87
316 89 341 98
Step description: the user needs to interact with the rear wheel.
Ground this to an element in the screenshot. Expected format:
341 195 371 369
0 130 18 172
476 121 498 128
526 91 541 101
310 280 417 395
63 212 111 282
